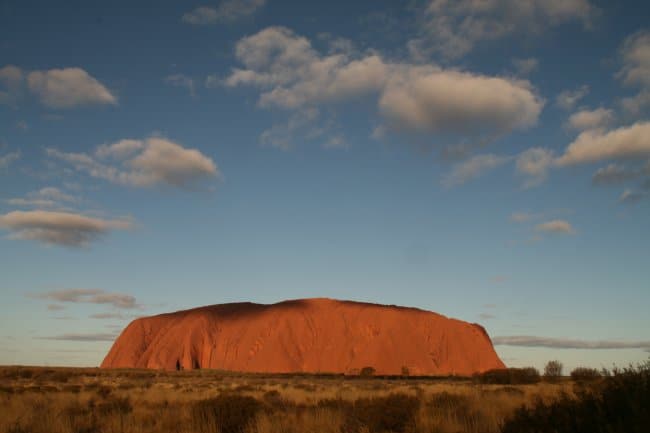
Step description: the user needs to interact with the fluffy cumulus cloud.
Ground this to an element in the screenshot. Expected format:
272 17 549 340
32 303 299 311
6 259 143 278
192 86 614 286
226 26 544 144
493 335 650 350
442 154 511 187
556 122 650 165
556 85 590 110
410 0 594 60
48 137 219 189
618 31 650 114
378 67 542 136
515 147 555 188
27 68 116 108
0 211 132 247
1 65 116 108
33 288 139 309
535 219 575 235
182 0 266 25
566 107 614 131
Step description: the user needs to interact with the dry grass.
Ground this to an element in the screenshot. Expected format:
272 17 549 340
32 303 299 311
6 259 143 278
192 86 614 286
0 367 571 433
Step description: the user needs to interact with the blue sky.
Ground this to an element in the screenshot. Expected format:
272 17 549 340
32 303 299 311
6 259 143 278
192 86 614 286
1 0 649 372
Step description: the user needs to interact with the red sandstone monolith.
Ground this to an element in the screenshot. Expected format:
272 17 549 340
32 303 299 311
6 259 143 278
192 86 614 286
101 298 505 375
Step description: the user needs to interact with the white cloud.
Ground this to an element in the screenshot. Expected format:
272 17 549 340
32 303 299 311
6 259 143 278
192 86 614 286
0 211 133 247
379 67 543 136
618 31 650 115
0 151 20 170
442 154 512 187
510 212 536 223
556 85 590 110
619 189 647 204
89 313 127 319
182 6 219 25
26 68 116 108
0 65 24 105
556 122 650 165
7 187 78 209
227 27 544 144
182 0 265 25
493 335 650 350
33 288 139 309
566 107 614 131
48 137 219 189
592 163 645 185
515 147 555 188
259 108 325 150
40 333 119 342
512 57 539 75
410 0 594 60
129 137 218 187
164 74 196 97
535 219 575 235
96 139 145 159
618 30 650 88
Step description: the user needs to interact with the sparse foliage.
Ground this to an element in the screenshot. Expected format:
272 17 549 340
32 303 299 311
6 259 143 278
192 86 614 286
544 360 563 380
571 367 602 381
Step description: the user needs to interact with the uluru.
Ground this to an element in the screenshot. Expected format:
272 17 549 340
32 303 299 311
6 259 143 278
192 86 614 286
101 298 505 375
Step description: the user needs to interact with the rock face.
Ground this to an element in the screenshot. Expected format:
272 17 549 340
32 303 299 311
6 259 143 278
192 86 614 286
101 298 505 375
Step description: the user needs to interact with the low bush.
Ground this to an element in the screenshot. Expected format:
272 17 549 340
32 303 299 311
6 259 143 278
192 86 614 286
192 393 262 433
571 367 602 381
475 367 541 385
346 393 420 433
502 362 650 433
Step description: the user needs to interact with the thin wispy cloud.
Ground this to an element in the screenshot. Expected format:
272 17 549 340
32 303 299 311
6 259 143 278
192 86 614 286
89 313 128 320
182 0 266 25
32 288 140 309
556 85 590 110
39 333 119 342
618 30 650 115
512 58 539 75
535 219 575 235
442 154 512 187
164 74 196 97
7 187 79 209
0 211 133 247
410 0 594 60
493 335 650 350
0 151 20 170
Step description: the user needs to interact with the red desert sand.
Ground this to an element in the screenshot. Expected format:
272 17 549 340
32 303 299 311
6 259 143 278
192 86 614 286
101 298 505 375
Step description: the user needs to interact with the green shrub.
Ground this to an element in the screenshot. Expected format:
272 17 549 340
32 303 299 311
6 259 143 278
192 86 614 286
192 393 262 433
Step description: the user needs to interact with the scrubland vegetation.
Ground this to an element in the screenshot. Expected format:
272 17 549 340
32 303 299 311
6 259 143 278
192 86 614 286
0 361 647 433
